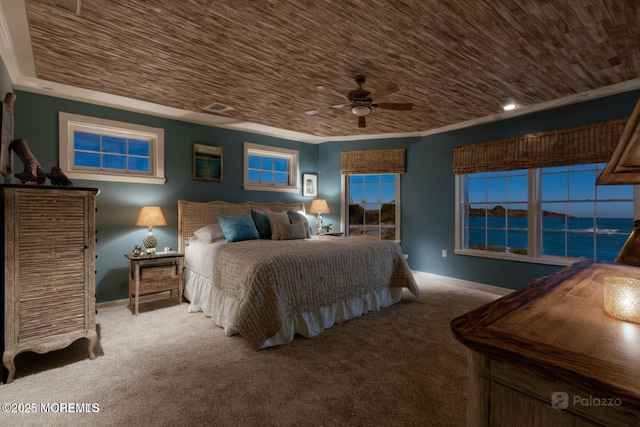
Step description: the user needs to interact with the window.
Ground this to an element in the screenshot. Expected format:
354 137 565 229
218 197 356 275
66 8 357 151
345 173 400 240
457 163 635 264
59 112 165 184
243 142 299 193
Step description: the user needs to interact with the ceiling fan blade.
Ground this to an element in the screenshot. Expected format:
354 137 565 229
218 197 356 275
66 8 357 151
316 85 349 102
373 102 414 111
304 104 347 115
358 116 366 128
371 83 399 100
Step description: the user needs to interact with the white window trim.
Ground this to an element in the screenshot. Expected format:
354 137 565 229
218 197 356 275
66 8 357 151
243 142 299 193
454 171 638 267
341 173 401 242
59 112 166 185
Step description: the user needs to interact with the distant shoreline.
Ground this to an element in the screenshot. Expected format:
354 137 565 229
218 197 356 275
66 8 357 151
467 205 570 218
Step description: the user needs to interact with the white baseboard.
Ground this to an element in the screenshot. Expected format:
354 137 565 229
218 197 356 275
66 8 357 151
412 270 513 296
96 291 179 310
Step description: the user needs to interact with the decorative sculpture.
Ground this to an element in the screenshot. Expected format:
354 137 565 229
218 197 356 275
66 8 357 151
47 166 74 187
9 138 47 185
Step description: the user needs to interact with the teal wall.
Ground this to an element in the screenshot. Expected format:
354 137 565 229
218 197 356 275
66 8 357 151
8 84 640 301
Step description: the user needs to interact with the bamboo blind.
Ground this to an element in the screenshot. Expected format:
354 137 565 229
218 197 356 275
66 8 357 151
452 118 628 174
341 148 406 174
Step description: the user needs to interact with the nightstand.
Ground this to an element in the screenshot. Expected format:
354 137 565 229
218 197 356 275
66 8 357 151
125 252 185 315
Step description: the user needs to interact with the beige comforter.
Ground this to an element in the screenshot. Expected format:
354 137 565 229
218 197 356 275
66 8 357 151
212 236 419 349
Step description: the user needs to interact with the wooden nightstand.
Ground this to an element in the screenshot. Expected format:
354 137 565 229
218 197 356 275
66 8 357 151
125 252 184 315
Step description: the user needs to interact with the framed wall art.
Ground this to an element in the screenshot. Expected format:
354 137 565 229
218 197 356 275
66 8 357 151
303 173 317 197
193 142 223 182
1 92 16 177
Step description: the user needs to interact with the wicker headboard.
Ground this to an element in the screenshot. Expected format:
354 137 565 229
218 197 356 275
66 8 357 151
178 200 306 252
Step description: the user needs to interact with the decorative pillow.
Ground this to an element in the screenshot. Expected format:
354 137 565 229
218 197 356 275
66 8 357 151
287 210 311 238
193 223 225 243
251 209 272 239
277 223 308 240
266 210 291 240
217 215 260 243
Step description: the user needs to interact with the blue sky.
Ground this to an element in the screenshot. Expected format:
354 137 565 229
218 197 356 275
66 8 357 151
467 164 634 219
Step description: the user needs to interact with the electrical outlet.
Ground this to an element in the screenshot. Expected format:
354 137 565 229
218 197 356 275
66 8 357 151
442 249 447 258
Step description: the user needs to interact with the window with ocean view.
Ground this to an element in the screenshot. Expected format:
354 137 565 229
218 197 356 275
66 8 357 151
346 174 399 240
459 163 634 263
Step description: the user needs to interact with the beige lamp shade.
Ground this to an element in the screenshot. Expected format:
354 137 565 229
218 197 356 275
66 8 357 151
604 276 640 324
309 199 330 214
136 206 167 227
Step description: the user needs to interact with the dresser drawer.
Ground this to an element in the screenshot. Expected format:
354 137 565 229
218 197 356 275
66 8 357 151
126 253 184 314
138 278 179 294
129 263 180 295
139 264 178 280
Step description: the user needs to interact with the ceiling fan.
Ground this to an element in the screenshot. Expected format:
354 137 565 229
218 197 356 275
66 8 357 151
305 75 414 128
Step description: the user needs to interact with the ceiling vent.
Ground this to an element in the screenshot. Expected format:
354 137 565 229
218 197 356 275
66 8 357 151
55 0 81 15
202 102 233 115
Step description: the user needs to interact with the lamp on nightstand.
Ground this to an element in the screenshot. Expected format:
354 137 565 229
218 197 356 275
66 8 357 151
136 206 167 254
309 199 330 235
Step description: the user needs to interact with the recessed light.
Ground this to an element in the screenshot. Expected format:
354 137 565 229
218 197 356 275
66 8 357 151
503 103 518 111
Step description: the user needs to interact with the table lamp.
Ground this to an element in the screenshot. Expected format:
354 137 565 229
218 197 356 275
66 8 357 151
604 276 640 324
136 206 167 254
309 199 330 235
615 220 640 265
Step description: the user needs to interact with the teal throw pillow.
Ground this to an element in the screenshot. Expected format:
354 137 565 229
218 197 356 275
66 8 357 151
251 209 272 239
218 215 260 243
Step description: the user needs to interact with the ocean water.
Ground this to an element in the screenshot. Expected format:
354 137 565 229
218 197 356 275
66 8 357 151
466 217 633 261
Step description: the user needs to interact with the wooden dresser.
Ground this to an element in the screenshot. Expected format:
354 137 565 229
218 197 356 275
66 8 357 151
451 261 640 426
1 185 99 384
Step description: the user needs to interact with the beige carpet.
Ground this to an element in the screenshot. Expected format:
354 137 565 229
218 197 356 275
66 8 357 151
0 274 501 426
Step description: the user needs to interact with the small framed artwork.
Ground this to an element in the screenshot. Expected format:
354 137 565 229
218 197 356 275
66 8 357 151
193 142 223 182
303 173 317 197
1 92 16 177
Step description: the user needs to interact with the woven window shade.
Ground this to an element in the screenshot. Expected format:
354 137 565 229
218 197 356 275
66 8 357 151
341 148 406 174
452 118 627 174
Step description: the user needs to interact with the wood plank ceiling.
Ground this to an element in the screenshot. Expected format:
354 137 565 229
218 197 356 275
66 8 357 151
22 0 640 138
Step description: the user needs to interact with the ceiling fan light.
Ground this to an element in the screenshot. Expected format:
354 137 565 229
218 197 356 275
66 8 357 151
351 105 371 116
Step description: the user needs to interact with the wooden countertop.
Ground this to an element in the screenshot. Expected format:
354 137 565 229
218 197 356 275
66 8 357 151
451 261 640 409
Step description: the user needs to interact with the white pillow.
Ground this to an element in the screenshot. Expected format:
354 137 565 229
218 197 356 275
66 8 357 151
193 223 225 243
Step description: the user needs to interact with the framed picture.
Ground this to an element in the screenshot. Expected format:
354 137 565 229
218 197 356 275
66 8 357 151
193 142 223 182
1 92 16 177
303 173 317 197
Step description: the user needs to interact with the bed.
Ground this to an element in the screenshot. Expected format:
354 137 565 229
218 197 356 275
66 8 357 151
178 200 419 349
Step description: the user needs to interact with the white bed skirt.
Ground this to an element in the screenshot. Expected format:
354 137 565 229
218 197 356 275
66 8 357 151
183 267 403 349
